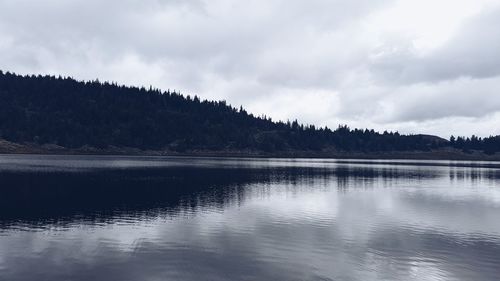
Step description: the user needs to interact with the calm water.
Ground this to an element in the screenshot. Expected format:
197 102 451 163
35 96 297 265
0 155 500 281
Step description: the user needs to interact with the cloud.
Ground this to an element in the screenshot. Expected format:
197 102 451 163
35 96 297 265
1 0 500 137
370 6 500 84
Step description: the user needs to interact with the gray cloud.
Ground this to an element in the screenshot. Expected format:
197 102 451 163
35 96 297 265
370 7 500 84
1 0 500 137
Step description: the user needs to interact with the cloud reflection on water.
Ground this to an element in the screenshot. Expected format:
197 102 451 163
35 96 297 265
0 156 499 281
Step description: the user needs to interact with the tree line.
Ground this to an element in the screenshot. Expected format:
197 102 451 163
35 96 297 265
0 70 499 154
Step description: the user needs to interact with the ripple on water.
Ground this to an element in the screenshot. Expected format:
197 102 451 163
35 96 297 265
1 156 500 281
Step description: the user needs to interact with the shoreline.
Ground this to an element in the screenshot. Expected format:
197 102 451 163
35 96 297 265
1 148 500 162
2 138 500 161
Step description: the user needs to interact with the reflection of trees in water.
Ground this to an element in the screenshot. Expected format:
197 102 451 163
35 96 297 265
0 164 493 228
449 166 500 182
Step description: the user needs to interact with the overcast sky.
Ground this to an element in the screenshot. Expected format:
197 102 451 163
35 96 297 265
1 0 499 137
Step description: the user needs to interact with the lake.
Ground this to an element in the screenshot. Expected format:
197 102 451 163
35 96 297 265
0 155 499 281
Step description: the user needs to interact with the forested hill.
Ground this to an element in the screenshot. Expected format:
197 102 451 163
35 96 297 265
1 70 499 156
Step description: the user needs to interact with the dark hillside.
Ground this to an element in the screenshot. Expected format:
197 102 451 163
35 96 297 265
0 70 499 155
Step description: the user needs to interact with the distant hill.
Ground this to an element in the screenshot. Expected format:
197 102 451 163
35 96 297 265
0 70 499 158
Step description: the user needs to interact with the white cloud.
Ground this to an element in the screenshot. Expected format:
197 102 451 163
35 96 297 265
1 0 500 137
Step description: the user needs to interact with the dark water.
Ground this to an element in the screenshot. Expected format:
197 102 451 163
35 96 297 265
1 155 500 281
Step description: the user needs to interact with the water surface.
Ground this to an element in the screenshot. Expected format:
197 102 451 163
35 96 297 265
0 155 499 281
